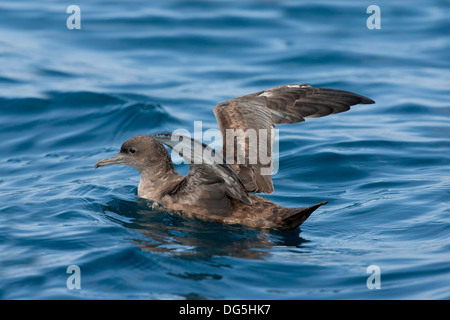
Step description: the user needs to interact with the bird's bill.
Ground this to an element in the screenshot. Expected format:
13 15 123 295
95 153 124 169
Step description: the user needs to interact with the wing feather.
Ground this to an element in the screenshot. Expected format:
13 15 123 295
154 133 252 206
213 84 374 193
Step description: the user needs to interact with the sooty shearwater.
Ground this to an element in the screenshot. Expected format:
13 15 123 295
95 84 374 230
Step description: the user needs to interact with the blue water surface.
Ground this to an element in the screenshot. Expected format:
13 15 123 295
0 0 449 299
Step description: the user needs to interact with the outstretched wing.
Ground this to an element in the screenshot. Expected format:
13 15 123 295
154 133 252 213
213 84 375 194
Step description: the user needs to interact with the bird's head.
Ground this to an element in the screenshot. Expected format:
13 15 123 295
95 135 168 172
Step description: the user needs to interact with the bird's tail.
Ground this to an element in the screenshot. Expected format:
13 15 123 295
277 201 328 230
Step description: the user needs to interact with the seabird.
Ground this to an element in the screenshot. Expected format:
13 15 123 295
95 84 374 230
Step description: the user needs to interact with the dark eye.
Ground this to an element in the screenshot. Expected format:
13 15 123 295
128 147 136 154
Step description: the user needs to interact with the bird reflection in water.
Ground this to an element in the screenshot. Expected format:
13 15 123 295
99 196 310 260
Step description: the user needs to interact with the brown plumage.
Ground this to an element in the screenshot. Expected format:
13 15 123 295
95 84 374 230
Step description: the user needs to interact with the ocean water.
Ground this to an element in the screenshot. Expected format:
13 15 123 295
0 0 449 300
